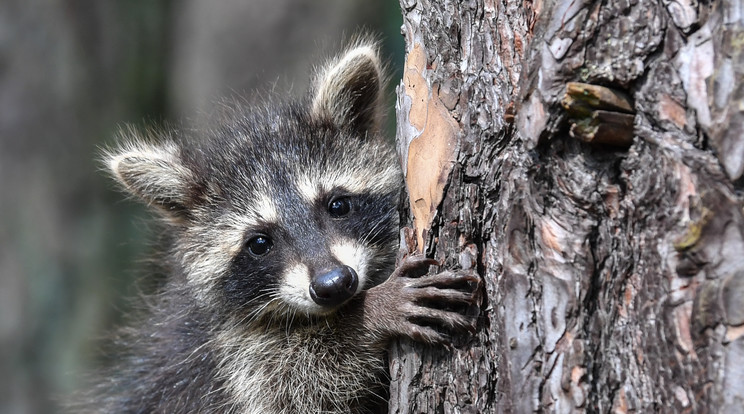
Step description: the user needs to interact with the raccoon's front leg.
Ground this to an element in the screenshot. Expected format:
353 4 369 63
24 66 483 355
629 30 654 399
360 255 480 345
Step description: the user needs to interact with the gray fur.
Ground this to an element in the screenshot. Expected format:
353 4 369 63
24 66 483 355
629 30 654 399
84 41 479 414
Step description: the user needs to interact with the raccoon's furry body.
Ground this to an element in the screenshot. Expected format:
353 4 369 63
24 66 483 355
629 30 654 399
90 42 478 414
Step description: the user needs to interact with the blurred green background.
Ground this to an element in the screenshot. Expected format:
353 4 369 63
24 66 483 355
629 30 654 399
0 1 403 412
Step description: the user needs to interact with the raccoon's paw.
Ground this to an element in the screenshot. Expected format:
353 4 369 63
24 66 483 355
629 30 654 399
399 269 481 344
369 255 481 345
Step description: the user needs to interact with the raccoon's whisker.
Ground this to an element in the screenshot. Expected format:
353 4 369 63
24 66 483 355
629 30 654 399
239 298 272 322
286 309 298 337
361 216 385 241
359 215 390 247
233 295 280 328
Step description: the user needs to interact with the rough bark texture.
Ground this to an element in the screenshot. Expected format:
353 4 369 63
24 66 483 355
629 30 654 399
0 1 395 412
391 0 744 412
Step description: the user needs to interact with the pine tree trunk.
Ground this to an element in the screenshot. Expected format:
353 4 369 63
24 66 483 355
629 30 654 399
390 0 744 412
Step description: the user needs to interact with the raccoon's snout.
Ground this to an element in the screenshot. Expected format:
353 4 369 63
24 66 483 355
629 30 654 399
309 266 359 307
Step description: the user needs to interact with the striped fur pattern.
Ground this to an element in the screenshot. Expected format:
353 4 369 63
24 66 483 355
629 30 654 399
86 40 479 413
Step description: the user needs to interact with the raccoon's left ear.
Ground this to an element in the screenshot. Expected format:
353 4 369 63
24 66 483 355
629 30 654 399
310 43 384 134
105 140 197 222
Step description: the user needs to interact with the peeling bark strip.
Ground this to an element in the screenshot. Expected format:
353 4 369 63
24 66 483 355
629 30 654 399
400 42 460 251
391 0 744 413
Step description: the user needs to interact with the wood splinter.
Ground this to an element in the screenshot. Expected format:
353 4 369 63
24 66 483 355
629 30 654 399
562 82 636 147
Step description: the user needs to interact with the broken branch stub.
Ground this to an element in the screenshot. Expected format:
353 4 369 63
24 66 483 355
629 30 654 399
562 82 635 147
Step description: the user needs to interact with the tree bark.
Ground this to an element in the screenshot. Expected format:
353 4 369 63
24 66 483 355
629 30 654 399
390 0 744 412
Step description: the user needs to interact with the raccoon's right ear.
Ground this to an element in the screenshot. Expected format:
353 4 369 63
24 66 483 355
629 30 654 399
310 42 384 135
105 140 195 222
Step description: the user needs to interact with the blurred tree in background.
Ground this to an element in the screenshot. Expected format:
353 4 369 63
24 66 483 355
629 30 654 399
0 1 402 412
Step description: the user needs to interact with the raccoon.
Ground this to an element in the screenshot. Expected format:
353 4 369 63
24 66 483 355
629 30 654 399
93 41 479 413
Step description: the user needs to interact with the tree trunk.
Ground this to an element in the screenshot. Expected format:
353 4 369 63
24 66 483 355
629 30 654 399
390 0 744 412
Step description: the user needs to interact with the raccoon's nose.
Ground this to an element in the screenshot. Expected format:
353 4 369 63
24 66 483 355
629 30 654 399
309 266 359 307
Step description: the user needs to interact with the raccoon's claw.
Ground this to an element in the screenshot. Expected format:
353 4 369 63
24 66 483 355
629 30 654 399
406 324 449 344
413 286 475 305
408 270 480 292
405 305 476 332
390 254 439 279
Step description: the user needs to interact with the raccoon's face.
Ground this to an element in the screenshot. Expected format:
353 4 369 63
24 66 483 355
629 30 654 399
190 110 401 319
107 43 401 321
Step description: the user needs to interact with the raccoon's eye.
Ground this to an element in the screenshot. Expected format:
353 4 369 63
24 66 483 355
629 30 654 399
328 197 352 218
245 235 273 256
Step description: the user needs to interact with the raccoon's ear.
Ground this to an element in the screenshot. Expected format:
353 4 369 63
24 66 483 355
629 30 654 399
311 43 384 134
105 141 195 221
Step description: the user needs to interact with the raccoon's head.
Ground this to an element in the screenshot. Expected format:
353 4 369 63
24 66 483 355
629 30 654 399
106 43 402 322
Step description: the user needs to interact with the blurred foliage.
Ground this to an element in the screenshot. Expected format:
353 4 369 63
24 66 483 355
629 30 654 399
0 1 402 412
